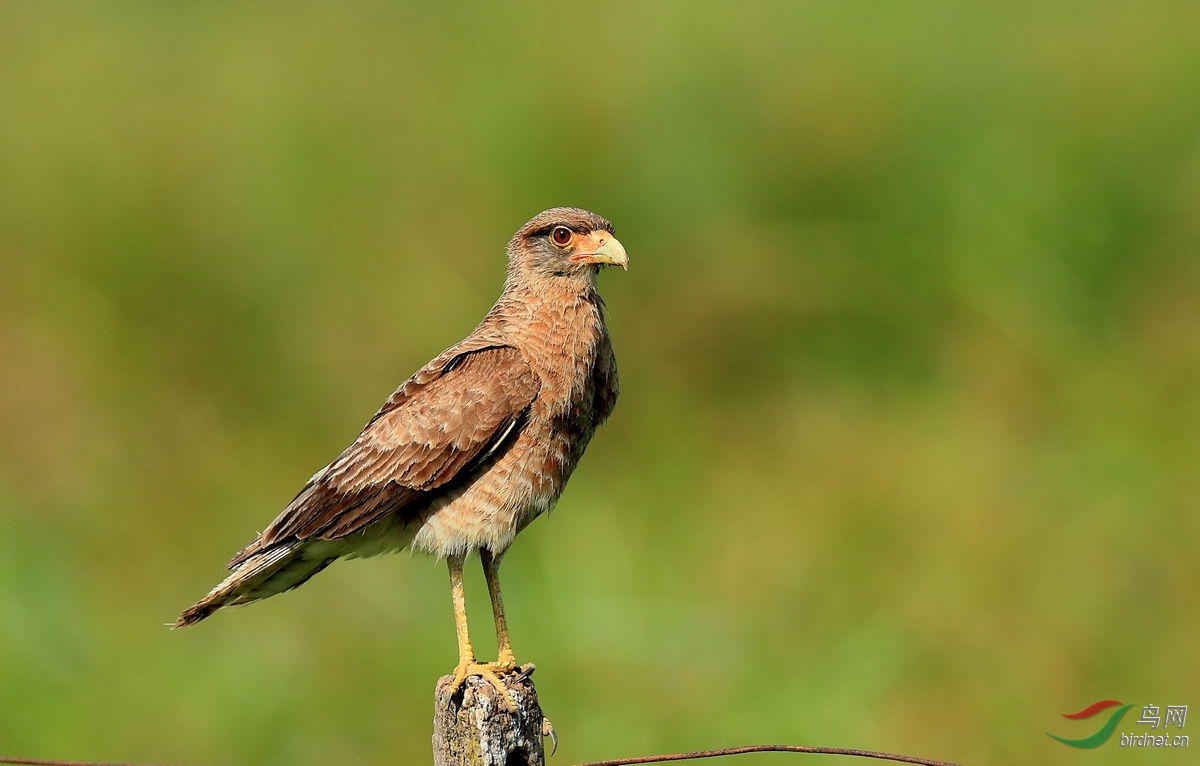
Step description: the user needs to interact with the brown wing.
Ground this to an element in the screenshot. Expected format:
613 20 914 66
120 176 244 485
231 344 539 567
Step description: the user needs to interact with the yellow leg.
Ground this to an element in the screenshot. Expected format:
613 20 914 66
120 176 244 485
446 554 517 712
448 555 475 668
481 549 516 670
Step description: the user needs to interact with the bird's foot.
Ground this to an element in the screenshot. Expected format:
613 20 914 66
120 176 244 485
448 659 520 712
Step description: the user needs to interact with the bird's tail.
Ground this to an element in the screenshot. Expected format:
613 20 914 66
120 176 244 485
175 541 336 628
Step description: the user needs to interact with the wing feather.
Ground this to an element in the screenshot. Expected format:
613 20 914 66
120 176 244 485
230 343 538 567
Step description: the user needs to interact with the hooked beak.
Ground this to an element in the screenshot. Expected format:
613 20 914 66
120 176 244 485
570 233 629 271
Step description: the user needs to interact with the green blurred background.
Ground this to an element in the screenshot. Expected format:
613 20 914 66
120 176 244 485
1 2 1197 764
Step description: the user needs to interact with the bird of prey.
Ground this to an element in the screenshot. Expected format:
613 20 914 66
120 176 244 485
177 208 626 709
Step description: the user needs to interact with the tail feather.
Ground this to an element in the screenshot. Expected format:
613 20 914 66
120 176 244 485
175 543 334 628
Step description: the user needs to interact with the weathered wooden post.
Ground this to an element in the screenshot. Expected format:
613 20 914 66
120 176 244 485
433 665 553 766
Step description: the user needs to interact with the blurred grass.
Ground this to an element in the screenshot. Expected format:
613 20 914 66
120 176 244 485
1 1 1198 764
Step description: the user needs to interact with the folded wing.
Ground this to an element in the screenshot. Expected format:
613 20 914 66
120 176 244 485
244 344 540 559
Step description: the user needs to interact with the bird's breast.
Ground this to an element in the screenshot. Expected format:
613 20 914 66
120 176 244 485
408 289 614 558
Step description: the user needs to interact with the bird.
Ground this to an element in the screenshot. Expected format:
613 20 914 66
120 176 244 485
176 207 626 709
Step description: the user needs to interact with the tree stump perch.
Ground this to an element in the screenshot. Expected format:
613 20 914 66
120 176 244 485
433 665 551 766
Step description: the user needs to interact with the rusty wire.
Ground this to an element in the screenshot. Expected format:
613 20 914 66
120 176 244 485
572 745 964 765
2 745 964 766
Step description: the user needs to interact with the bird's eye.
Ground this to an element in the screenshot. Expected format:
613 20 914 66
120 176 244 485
551 227 573 247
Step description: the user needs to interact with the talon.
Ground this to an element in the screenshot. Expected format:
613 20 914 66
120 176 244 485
448 665 471 699
542 718 558 754
448 660 519 712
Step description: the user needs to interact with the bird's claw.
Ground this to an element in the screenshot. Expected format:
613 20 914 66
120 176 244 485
542 717 558 754
448 660 519 712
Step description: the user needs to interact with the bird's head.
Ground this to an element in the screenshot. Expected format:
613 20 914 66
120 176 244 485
506 207 628 289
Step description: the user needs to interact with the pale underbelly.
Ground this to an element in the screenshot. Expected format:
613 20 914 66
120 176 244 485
409 429 571 558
